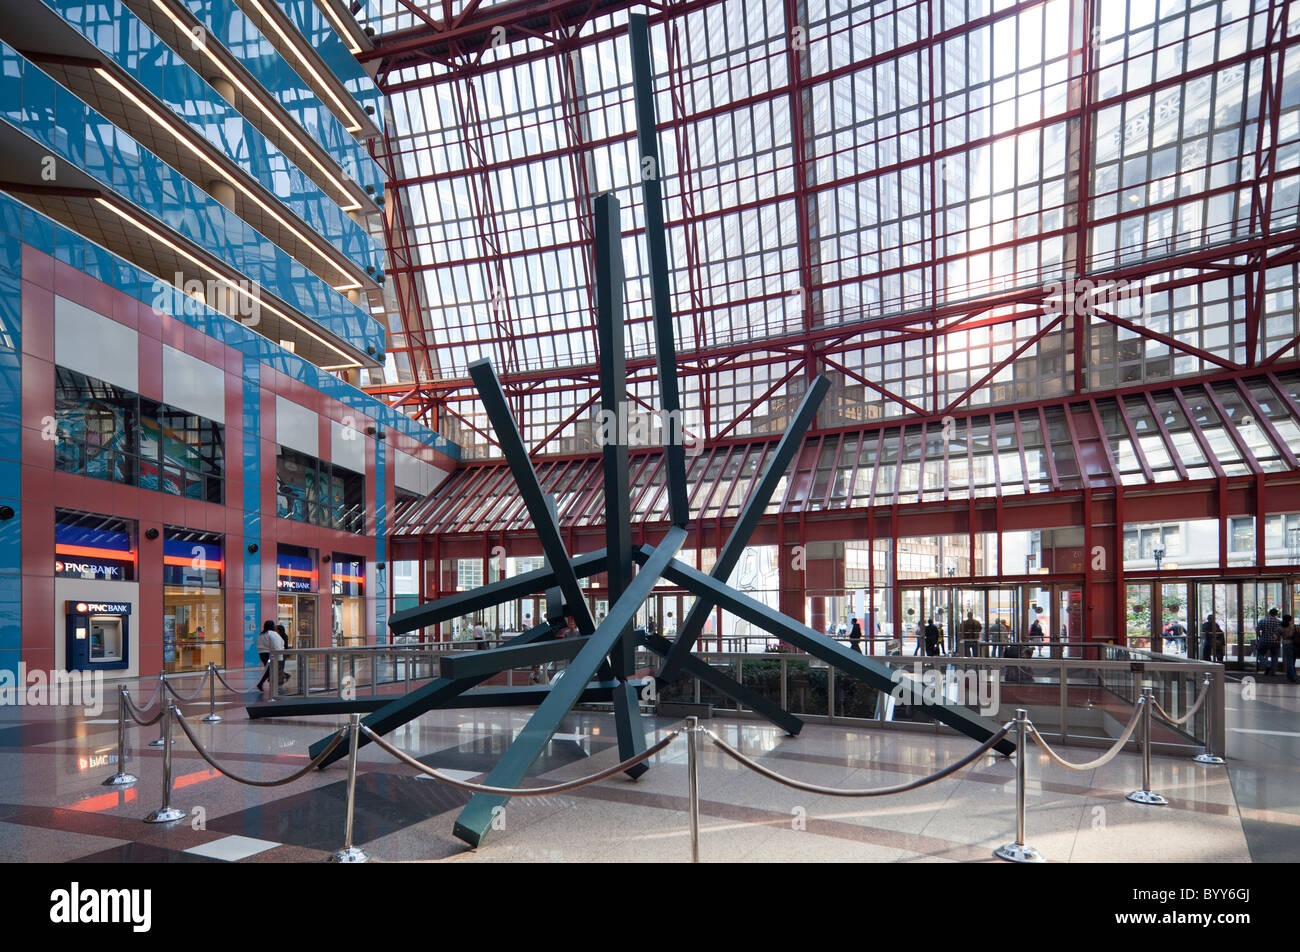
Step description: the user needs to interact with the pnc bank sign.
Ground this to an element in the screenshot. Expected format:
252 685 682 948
55 560 123 580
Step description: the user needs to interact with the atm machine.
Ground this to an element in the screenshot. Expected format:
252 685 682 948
65 600 131 671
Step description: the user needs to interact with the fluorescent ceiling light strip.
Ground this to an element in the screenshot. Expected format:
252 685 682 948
246 0 365 132
317 0 363 55
148 0 364 212
95 197 361 369
95 67 362 291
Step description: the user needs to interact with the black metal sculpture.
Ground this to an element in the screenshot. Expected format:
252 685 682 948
290 14 1012 849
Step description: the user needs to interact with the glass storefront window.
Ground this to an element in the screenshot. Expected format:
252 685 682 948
331 554 365 647
162 528 224 673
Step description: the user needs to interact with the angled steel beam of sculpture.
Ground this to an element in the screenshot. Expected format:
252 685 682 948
452 526 688 848
595 191 651 779
439 637 590 679
470 358 597 636
659 374 830 682
388 549 608 635
629 12 689 527
639 632 804 735
639 551 1017 756
309 621 559 767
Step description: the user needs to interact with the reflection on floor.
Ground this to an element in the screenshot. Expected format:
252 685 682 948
0 669 1292 862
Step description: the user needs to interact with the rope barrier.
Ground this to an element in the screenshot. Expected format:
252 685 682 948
121 675 164 711
211 667 272 694
700 723 1014 797
360 725 681 796
161 668 213 703
121 692 164 728
1148 680 1210 727
1027 696 1145 771
172 712 349 787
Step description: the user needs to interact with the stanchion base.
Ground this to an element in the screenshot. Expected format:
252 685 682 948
1125 789 1169 805
201 714 222 723
144 807 187 824
1194 753 1226 765
146 738 174 748
994 842 1046 863
326 847 368 864
102 773 137 786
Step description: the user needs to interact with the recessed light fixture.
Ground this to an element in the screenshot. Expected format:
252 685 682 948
96 198 361 369
148 0 364 212
94 67 362 292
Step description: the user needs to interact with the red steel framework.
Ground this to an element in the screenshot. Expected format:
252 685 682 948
354 0 1300 644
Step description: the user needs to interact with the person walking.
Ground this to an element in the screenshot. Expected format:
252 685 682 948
275 624 292 685
960 611 982 656
849 617 862 653
1281 614 1297 683
255 620 284 692
1257 607 1282 675
923 618 942 657
1201 612 1225 663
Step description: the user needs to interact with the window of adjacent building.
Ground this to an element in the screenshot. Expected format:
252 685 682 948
162 527 224 674
55 366 224 503
276 447 364 533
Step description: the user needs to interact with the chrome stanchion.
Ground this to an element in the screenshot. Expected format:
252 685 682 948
328 713 368 863
995 709 1045 863
1126 689 1169 805
147 672 172 747
102 685 138 786
1194 673 1225 765
144 704 187 823
686 715 700 864
202 663 222 723
268 653 280 702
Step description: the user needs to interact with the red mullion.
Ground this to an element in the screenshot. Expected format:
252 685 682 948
1013 411 1031 496
1113 392 1155 485
1089 307 1240 372
1244 0 1290 366
1200 382 1264 475
888 427 906 508
461 464 522 536
432 463 501 534
405 467 467 533
1142 391 1190 482
568 460 612 530
556 461 600 528
865 428 888 510
985 414 1002 498
820 429 847 511
819 354 928 415
1072 0 1096 394
696 444 738 523
529 390 600 455
713 363 802 441
683 445 724 518
1087 398 1124 487
780 435 821 517
940 313 1066 416
630 453 667 524
1170 387 1227 480
1234 378 1299 470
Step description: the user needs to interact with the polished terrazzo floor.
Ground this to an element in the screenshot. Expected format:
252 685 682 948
0 668 1294 862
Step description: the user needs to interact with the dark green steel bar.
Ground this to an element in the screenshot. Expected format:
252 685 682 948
439 637 590 679
640 632 803 735
659 374 830 681
628 12 689 527
595 191 650 778
470 358 598 635
641 550 1017 756
307 622 558 767
452 526 688 847
388 549 607 634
